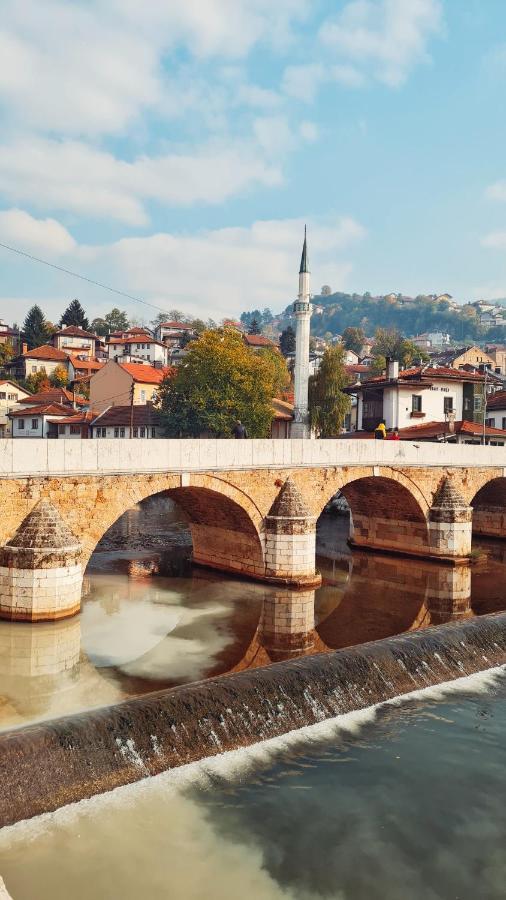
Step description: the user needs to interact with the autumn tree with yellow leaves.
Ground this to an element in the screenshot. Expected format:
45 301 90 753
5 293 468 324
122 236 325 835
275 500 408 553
158 330 289 437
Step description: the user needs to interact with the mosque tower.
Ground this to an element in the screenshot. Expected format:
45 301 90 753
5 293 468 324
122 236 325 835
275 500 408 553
291 226 312 439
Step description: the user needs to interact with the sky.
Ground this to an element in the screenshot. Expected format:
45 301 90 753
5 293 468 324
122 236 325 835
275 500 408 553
1 0 506 326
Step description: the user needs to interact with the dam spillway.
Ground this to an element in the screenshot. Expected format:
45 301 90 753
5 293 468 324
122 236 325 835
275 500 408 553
1 611 506 828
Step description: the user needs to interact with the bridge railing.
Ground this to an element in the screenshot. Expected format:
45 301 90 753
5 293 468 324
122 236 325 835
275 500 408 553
0 438 505 477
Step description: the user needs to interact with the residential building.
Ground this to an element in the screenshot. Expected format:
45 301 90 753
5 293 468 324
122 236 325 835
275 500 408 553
0 320 24 355
484 390 506 431
16 388 87 409
155 321 196 346
345 361 487 432
105 336 169 366
243 334 276 351
70 358 105 381
90 404 164 439
413 332 450 349
50 326 104 358
6 345 71 381
337 419 506 445
0 380 31 437
271 398 294 438
50 411 96 439
89 360 173 411
431 345 496 370
106 327 153 342
486 346 506 376
9 402 77 438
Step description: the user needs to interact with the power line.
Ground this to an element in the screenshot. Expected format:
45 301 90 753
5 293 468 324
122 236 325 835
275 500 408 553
0 240 171 316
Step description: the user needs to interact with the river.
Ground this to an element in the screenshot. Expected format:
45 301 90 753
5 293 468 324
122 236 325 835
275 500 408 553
0 496 505 732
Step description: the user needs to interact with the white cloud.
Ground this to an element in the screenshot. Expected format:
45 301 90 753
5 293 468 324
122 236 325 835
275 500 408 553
299 120 319 142
486 181 506 202
0 208 76 255
282 64 325 102
0 214 366 323
319 0 442 87
481 232 506 250
0 138 282 226
0 0 308 137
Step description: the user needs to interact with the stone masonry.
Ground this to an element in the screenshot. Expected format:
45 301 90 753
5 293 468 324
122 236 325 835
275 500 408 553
0 440 505 620
0 500 82 621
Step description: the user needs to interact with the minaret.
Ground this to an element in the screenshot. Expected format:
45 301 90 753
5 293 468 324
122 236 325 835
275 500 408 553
291 226 312 438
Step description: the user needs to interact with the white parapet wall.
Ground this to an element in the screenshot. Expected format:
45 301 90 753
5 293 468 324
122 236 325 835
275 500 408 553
0 438 505 477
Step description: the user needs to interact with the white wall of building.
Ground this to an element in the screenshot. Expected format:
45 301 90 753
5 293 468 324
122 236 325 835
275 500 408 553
382 381 463 429
106 341 168 365
11 414 63 438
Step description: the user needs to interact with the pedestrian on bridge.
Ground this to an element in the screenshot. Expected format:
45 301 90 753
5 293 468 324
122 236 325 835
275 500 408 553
374 420 386 440
232 420 248 439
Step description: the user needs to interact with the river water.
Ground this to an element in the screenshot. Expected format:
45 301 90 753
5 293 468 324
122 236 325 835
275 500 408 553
0 669 505 900
0 497 505 731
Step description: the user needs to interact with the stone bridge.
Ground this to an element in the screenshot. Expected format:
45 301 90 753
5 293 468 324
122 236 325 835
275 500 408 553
0 438 505 621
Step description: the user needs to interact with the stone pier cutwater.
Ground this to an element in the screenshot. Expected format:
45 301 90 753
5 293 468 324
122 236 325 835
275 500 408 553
264 479 321 588
428 478 473 561
0 500 82 622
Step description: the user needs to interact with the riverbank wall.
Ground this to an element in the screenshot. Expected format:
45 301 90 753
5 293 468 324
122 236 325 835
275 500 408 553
1 612 506 827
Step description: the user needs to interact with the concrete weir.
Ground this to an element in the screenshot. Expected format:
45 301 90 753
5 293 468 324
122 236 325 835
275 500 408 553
1 612 506 828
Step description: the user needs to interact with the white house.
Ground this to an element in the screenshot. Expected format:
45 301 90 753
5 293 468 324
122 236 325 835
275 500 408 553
485 390 506 431
9 402 77 438
51 326 103 358
105 337 169 366
346 360 487 432
155 321 196 346
0 380 31 437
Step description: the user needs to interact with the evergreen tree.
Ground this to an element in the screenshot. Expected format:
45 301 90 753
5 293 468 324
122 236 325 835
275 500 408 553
279 326 296 356
308 345 351 438
23 305 49 350
248 318 261 335
60 299 89 331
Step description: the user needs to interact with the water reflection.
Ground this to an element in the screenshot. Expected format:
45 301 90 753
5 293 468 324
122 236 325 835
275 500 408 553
0 502 505 732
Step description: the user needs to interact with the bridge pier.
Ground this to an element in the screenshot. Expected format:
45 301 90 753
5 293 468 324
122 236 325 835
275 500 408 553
264 479 321 588
428 479 473 562
426 564 472 624
0 501 82 622
258 588 315 660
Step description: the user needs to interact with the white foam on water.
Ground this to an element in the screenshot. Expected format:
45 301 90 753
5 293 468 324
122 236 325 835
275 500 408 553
1 662 505 849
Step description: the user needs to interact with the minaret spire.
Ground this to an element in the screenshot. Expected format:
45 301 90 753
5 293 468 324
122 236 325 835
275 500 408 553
291 225 312 439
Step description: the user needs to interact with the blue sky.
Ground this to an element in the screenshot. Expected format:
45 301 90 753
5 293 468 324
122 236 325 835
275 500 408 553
1 0 506 325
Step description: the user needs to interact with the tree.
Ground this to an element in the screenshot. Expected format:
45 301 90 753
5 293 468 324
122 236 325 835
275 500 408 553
321 285 332 296
308 345 351 438
369 327 428 376
23 305 49 350
60 299 89 331
90 318 109 337
342 326 365 356
262 308 273 324
49 364 69 388
248 318 261 335
104 308 129 333
158 330 279 437
256 347 290 396
279 326 296 356
24 369 51 394
0 342 14 368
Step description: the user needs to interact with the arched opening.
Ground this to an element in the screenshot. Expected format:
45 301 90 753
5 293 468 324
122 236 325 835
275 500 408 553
317 475 430 565
471 477 506 540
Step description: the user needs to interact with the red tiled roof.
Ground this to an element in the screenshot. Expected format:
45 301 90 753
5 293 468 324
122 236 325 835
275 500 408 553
337 420 506 440
485 390 506 410
18 388 87 406
47 411 96 425
21 345 69 361
9 402 74 417
92 405 164 428
272 398 294 420
118 363 174 384
69 358 104 371
159 321 194 330
357 365 486 387
243 334 275 347
54 326 99 339
106 337 166 347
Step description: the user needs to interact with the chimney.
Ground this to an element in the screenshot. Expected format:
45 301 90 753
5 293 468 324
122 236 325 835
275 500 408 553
386 357 399 380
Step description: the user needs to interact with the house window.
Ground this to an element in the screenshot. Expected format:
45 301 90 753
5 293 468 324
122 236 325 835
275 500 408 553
8 394 15 401
133 427 138 437
0 393 5 399
70 425 80 435
59 424 66 435
474 396 483 412
486 418 494 427
114 427 119 438
96 427 106 438
443 397 454 414
140 390 146 402
31 419 38 430
32 366 37 373
412 395 422 413
18 419 25 429
140 426 146 437
502 417 506 430
120 427 125 438
146 354 150 361
151 427 156 438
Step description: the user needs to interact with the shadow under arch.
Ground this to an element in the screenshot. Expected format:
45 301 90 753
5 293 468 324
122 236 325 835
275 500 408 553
470 477 506 540
84 483 265 581
318 474 431 559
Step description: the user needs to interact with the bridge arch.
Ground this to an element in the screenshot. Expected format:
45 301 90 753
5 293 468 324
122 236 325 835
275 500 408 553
470 476 506 540
82 475 266 580
316 472 431 559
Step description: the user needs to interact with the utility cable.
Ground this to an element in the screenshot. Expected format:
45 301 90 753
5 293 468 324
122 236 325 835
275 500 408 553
0 240 171 315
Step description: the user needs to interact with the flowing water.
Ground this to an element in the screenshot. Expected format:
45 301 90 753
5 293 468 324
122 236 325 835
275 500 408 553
0 669 505 900
0 498 505 732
